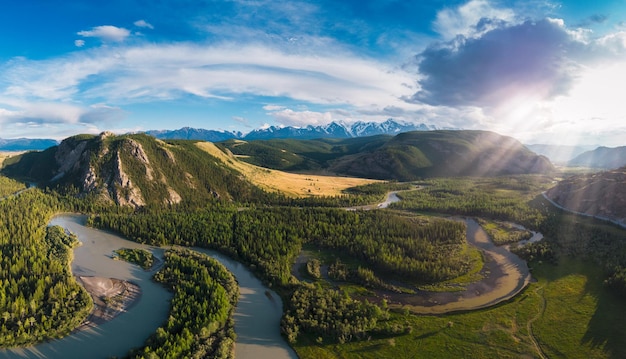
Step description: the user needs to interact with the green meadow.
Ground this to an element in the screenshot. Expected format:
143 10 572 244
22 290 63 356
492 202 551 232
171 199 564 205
293 258 626 359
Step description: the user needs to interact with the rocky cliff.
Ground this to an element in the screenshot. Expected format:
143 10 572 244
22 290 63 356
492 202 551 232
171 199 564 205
3 133 264 208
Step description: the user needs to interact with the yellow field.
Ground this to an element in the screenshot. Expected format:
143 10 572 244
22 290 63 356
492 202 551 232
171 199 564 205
0 152 23 169
196 142 378 197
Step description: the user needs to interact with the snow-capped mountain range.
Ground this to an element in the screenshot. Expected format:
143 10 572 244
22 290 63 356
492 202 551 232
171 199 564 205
146 119 442 142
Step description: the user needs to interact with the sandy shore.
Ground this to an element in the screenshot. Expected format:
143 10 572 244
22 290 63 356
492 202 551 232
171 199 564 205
76 276 141 329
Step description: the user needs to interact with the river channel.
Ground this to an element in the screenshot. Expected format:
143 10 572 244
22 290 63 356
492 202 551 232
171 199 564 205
342 190 536 314
0 214 296 359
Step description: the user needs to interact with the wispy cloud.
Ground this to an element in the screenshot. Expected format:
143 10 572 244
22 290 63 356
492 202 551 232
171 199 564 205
266 108 333 127
0 41 418 137
77 25 131 42
2 43 414 107
134 20 154 29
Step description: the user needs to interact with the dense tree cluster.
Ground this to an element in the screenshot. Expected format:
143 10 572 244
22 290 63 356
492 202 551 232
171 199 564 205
328 259 405 293
281 285 386 344
392 177 550 229
0 176 25 198
477 219 533 245
128 248 238 359
0 190 92 347
533 205 626 297
114 248 154 270
91 206 471 286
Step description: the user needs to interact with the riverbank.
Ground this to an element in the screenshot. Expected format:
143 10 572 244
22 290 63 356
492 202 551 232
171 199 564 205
385 219 531 314
297 189 534 315
0 214 173 359
76 277 141 330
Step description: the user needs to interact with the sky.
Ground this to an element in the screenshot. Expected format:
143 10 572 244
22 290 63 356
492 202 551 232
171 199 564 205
1 0 626 146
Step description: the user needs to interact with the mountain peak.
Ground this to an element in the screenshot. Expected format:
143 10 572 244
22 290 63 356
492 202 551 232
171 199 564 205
146 119 441 142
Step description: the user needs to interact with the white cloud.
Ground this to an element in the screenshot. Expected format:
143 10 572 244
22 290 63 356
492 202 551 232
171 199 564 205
134 20 154 29
74 39 85 47
434 0 515 39
232 116 249 126
0 43 414 110
262 105 286 111
266 108 333 127
0 100 125 139
77 25 131 42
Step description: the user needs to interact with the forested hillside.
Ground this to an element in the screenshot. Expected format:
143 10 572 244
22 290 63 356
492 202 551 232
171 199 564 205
221 130 554 180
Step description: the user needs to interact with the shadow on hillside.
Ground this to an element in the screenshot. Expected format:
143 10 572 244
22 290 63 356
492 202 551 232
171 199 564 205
581 275 626 359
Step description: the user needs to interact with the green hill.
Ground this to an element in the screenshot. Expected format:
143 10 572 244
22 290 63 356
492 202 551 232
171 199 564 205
1 132 268 207
220 130 554 181
545 167 626 226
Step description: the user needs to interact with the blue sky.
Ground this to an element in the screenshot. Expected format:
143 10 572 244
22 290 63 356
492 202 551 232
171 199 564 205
1 0 626 146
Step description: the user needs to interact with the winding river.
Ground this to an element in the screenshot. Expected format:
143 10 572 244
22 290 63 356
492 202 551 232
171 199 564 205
387 219 532 314
343 190 536 314
0 214 296 359
2 191 539 357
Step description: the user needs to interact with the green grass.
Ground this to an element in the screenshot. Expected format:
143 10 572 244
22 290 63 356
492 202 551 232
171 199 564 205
532 259 626 359
292 257 626 359
477 219 532 245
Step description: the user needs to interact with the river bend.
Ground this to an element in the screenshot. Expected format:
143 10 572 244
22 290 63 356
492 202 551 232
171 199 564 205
0 214 296 359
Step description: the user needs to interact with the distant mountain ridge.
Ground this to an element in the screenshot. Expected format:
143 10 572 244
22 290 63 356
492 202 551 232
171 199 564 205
525 144 596 165
0 138 58 151
146 119 441 141
568 146 626 169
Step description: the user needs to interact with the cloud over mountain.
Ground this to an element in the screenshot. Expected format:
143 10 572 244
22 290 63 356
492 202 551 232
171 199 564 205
412 19 581 108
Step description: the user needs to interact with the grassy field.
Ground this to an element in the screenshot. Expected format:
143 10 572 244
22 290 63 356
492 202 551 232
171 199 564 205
0 152 23 168
196 142 378 197
292 258 626 359
532 259 626 359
